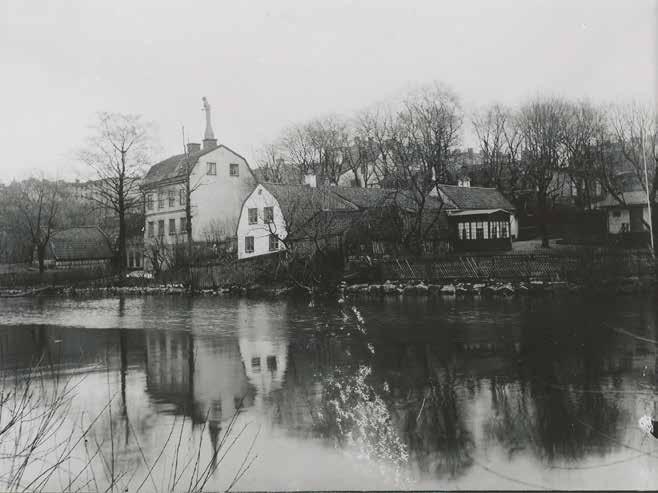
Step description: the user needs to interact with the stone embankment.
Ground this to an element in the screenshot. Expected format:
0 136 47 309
0 276 650 299
339 276 651 297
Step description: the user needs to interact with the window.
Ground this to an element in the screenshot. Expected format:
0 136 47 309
168 190 175 207
613 210 621 218
207 162 217 175
491 223 498 239
169 218 176 235
251 357 261 371
147 221 154 238
180 217 187 233
501 222 509 238
157 193 164 209
269 234 279 252
476 225 484 240
248 208 258 225
179 189 186 206
146 194 154 211
245 236 254 253
158 220 165 237
230 163 239 176
267 355 277 372
264 206 274 223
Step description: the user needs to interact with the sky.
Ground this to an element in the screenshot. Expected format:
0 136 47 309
1 0 656 182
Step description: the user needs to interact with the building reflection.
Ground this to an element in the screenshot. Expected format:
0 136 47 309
142 298 293 459
236 300 289 410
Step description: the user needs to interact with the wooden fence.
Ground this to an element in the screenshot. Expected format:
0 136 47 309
376 250 655 283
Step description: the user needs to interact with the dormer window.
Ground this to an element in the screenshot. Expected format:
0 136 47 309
207 162 217 175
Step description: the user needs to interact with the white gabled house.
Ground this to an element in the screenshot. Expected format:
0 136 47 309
236 183 358 260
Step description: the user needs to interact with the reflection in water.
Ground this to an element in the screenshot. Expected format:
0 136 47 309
1 294 658 490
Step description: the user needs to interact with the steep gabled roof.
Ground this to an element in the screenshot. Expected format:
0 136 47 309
47 227 113 261
436 184 515 211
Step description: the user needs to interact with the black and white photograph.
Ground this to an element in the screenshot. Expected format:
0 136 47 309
0 0 657 490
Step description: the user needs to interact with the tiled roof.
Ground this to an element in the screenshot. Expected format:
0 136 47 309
263 184 359 239
332 186 446 211
47 227 113 261
437 184 515 211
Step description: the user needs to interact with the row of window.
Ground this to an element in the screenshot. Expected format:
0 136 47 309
458 220 510 241
144 162 240 211
247 206 274 225
147 217 188 238
207 162 240 177
146 189 186 211
244 234 279 253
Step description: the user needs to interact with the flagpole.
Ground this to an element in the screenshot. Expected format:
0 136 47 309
641 130 654 253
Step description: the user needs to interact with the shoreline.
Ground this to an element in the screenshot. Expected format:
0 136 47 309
1 276 654 300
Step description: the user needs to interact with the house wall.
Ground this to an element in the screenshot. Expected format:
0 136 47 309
607 205 649 234
510 214 519 240
190 146 256 242
236 184 287 260
143 145 257 269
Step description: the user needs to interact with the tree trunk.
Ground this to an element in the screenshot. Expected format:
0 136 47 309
118 193 126 273
37 244 45 274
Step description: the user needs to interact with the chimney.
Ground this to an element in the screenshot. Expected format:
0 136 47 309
303 173 317 188
187 142 201 155
202 97 218 150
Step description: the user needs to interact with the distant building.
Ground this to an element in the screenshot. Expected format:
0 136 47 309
43 226 114 269
141 98 256 268
436 184 518 252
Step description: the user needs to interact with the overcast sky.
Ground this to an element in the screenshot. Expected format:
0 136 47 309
1 0 656 182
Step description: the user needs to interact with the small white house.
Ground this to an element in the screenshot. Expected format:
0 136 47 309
595 190 653 235
236 183 358 260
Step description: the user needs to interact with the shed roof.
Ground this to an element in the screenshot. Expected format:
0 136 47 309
448 208 511 217
437 184 515 211
47 227 113 261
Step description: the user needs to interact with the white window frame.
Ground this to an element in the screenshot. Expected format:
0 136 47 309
245 236 254 253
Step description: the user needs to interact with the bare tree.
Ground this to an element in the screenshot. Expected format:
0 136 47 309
517 97 571 247
79 112 153 271
353 103 399 186
6 176 63 273
562 100 610 210
255 143 291 183
608 101 657 202
472 103 522 192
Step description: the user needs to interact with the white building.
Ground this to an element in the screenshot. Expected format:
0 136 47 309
595 190 653 236
236 182 357 260
141 98 256 266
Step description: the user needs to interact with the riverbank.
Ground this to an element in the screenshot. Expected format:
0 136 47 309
1 274 653 299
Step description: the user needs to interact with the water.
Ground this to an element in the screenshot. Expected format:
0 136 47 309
0 293 657 491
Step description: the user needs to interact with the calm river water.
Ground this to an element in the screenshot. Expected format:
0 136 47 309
1 293 658 491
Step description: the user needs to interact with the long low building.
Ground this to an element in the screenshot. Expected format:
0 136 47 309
436 184 517 252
